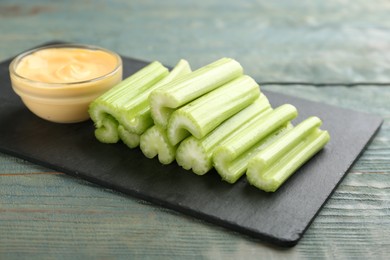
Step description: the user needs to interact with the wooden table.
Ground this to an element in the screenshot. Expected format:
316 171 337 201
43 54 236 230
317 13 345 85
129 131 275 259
1 0 389 258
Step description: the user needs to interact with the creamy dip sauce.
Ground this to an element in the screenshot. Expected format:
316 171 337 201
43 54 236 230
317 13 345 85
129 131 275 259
15 48 118 83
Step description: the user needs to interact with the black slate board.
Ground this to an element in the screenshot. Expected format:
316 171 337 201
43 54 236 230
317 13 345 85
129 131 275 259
0 44 383 247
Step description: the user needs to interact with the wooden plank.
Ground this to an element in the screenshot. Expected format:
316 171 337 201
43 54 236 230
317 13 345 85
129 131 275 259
1 0 390 83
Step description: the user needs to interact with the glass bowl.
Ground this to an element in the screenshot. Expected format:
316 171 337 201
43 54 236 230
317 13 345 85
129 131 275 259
9 43 123 123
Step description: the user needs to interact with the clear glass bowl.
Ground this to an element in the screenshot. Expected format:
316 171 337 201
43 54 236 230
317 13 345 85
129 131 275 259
9 43 123 123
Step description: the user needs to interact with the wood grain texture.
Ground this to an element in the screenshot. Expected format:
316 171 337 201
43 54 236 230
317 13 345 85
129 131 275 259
0 0 389 259
1 0 390 83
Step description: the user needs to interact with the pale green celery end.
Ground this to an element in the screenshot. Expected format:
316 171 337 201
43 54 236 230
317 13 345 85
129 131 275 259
247 129 330 192
149 92 176 128
149 58 243 127
89 101 117 127
201 93 271 152
148 60 192 129
119 107 154 135
167 110 197 145
215 124 293 184
118 125 140 148
167 75 260 144
176 137 211 175
140 125 176 165
94 114 119 143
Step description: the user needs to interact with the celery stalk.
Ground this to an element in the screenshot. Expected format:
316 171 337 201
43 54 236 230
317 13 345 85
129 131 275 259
94 114 119 143
217 124 293 183
213 104 298 183
246 117 330 192
89 61 169 136
140 125 176 164
89 57 330 193
138 60 193 163
118 59 192 134
176 94 271 175
90 60 190 146
161 59 192 83
118 125 140 148
149 58 243 128
167 75 260 145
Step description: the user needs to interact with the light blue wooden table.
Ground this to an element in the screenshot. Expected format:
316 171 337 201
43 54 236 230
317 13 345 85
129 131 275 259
1 0 389 259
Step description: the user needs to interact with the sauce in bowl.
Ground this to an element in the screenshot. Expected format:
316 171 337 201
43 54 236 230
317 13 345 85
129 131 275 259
9 44 123 123
15 48 119 84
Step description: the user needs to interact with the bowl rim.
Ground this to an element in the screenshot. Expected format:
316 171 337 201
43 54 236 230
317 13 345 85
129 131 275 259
9 43 123 89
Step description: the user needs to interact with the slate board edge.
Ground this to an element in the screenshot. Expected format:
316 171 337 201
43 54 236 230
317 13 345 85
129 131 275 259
0 114 382 248
0 142 292 247
295 117 383 243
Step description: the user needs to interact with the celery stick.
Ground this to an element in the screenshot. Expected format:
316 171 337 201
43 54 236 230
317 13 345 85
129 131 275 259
140 125 176 164
167 75 260 145
118 125 140 149
162 59 192 83
176 94 271 175
246 117 330 192
213 104 298 183
118 59 192 134
149 58 243 128
89 61 169 136
138 60 192 162
218 124 293 183
94 114 120 143
121 106 154 135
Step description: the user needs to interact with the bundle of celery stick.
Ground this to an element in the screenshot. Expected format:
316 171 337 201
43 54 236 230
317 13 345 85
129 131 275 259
89 58 329 192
